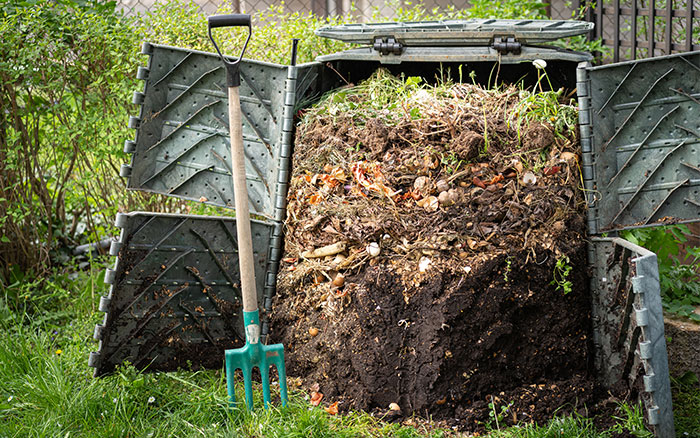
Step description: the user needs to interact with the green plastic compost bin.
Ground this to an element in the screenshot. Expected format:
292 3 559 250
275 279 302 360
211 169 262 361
89 19 700 438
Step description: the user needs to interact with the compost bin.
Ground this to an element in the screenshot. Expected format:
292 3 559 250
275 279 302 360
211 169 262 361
89 18 700 438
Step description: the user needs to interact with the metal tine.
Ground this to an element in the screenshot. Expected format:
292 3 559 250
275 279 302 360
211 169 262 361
643 178 690 225
152 52 194 87
142 133 218 186
603 68 674 151
607 105 680 188
239 69 276 121
226 360 237 407
168 165 215 194
146 100 221 153
153 67 224 118
686 198 700 207
610 139 688 225
261 363 272 408
597 61 637 115
243 366 254 410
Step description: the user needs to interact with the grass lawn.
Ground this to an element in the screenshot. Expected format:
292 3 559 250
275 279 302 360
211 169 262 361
0 259 695 437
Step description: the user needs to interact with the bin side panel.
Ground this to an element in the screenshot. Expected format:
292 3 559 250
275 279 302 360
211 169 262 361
590 237 675 438
587 51 700 232
124 43 288 220
88 212 273 376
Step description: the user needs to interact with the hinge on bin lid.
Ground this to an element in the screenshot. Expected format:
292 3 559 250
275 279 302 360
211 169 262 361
492 37 521 55
373 36 403 55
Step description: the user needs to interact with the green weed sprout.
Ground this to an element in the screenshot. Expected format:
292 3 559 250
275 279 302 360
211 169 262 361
551 255 573 295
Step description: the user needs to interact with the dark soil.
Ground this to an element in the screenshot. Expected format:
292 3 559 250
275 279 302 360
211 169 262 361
269 72 615 430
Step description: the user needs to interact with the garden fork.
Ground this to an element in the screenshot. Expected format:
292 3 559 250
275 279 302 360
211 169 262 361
208 14 288 410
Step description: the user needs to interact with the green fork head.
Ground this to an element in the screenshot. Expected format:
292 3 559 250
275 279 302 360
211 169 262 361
225 310 288 410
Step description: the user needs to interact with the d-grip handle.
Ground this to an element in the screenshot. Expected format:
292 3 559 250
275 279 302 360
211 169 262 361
207 14 252 87
207 14 251 29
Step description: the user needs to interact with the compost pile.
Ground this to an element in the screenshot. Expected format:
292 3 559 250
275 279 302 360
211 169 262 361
271 70 600 429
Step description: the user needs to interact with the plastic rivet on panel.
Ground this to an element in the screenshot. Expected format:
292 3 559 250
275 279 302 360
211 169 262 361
644 373 656 392
109 241 122 256
639 340 653 360
647 406 660 425
132 91 145 105
93 324 104 341
88 351 100 368
98 296 111 312
128 116 140 130
635 307 649 327
115 213 128 228
141 42 153 55
119 164 132 178
123 140 136 154
136 66 149 80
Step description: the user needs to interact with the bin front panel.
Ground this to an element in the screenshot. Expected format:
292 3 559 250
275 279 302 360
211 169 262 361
89 212 273 376
589 237 675 438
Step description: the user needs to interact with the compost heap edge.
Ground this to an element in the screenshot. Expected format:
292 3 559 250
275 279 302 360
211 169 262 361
270 70 614 429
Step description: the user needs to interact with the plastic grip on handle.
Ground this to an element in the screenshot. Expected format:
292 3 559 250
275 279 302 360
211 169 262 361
208 14 251 29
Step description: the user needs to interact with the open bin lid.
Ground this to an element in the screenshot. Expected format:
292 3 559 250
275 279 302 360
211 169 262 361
316 19 594 64
316 19 593 46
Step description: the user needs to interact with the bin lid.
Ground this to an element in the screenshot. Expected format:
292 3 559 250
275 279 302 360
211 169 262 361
316 19 593 46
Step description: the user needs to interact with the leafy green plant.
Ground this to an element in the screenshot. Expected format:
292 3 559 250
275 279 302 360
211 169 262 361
622 225 700 322
551 255 573 295
487 397 514 431
610 402 653 437
503 257 513 283
672 372 700 437
0 0 141 280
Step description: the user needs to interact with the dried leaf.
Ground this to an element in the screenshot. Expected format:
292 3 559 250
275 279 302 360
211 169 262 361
472 176 486 189
310 391 323 406
488 174 504 185
543 166 561 175
324 401 339 415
